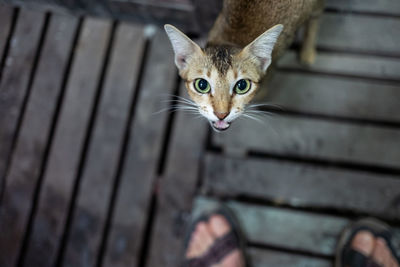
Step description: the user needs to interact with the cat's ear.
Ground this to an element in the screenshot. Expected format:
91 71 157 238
164 24 203 71
242 24 283 72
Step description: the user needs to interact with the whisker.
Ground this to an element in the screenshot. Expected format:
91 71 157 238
241 114 266 125
248 103 284 110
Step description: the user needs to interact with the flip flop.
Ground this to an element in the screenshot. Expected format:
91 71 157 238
182 205 248 267
335 218 400 267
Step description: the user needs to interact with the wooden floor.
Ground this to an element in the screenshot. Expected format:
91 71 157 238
0 1 400 267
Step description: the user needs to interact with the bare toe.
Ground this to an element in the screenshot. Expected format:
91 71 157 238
209 215 245 267
372 238 399 267
351 231 375 257
186 222 215 259
209 215 231 238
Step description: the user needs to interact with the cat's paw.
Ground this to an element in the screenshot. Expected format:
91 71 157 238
300 48 316 66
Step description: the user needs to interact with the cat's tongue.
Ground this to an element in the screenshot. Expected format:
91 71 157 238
213 120 230 130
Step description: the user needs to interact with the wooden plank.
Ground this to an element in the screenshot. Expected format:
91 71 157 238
193 197 347 256
62 23 146 267
0 4 14 75
102 29 177 267
203 153 400 220
194 197 400 257
325 0 400 16
249 248 331 267
0 13 77 267
213 116 400 169
0 9 44 199
318 13 400 56
278 50 400 81
23 18 112 267
146 88 208 267
109 1 199 34
262 71 400 122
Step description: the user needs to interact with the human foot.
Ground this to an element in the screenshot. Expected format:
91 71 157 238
184 214 246 267
336 218 400 267
350 231 399 267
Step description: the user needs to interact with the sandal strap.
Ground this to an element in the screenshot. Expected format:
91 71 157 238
185 231 238 267
344 249 382 267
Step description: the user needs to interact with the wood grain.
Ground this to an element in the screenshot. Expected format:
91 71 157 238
0 4 14 79
23 18 112 267
249 248 332 267
146 87 208 267
102 29 177 267
318 13 400 56
203 153 400 220
0 9 44 200
213 116 400 168
62 23 146 267
325 0 400 16
278 51 400 81
193 197 349 256
0 13 78 267
193 197 400 256
263 71 400 122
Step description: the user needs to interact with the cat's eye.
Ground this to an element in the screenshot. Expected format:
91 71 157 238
194 78 211 94
234 79 251 94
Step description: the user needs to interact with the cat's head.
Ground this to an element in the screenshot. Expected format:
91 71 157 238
164 24 283 131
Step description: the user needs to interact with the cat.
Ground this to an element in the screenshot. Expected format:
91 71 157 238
164 0 324 131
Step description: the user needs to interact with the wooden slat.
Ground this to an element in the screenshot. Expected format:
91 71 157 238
146 88 208 267
318 13 400 56
23 18 111 267
278 51 400 81
0 4 14 74
193 197 400 257
203 153 400 220
102 29 176 267
213 117 400 168
262 71 400 122
249 248 331 267
325 0 400 16
0 13 78 267
62 23 146 267
193 197 340 256
0 9 44 199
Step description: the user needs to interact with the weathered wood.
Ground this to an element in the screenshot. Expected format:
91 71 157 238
325 0 400 16
146 88 208 267
213 116 400 169
0 9 44 200
108 1 199 34
102 29 177 267
249 248 332 267
262 71 400 122
62 23 146 267
278 51 400 81
194 197 400 256
0 13 77 267
203 153 400 220
23 18 112 267
193 197 349 256
0 4 14 77
318 13 400 56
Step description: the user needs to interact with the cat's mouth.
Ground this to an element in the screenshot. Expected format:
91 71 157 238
212 120 231 131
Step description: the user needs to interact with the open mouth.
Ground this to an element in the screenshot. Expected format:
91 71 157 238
212 120 231 131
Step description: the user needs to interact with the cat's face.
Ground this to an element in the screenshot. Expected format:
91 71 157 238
165 24 283 131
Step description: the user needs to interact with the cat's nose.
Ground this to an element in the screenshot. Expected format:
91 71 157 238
214 111 230 120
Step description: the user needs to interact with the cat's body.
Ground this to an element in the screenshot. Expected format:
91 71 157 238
165 0 324 131
208 0 324 67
